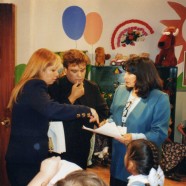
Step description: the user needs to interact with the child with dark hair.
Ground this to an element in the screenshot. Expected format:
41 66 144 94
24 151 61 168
124 139 164 186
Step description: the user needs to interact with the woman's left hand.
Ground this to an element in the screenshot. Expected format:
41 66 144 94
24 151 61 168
115 133 132 145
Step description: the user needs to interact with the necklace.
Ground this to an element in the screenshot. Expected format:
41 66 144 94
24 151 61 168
121 93 139 126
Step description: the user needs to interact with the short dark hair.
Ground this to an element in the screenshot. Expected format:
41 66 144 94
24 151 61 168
63 49 89 68
122 57 163 98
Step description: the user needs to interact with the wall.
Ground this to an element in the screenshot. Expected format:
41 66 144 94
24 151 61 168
1 0 186 141
175 91 186 142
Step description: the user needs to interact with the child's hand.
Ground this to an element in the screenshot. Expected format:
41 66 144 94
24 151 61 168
28 156 62 186
40 156 61 179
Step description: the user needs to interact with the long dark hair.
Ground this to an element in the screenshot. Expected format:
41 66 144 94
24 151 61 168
122 57 163 98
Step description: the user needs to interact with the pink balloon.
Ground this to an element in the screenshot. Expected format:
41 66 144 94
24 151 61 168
84 12 103 45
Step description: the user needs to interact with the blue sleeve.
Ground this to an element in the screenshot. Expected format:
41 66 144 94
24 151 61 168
145 93 170 146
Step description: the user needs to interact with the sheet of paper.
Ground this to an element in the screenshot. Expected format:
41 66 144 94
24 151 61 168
48 121 66 154
83 122 123 138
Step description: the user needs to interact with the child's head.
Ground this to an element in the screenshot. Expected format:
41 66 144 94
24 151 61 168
124 139 160 176
57 170 108 186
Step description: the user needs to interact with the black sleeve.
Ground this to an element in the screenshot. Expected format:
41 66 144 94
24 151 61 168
22 80 91 121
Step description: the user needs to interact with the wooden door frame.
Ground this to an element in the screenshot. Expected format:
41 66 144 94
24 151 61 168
0 4 15 186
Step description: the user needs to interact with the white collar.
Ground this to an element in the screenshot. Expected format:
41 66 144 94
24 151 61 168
128 174 149 185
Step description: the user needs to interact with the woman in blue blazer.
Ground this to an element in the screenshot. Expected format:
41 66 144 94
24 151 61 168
5 48 99 186
109 57 170 186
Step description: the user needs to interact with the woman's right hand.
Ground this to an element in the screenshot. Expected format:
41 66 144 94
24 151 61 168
89 108 99 124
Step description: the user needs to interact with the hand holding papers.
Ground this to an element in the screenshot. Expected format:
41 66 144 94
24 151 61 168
83 121 127 138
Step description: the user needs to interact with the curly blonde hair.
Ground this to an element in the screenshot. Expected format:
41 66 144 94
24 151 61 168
57 170 108 186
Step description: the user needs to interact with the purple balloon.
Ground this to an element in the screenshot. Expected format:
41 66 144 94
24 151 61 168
62 6 86 40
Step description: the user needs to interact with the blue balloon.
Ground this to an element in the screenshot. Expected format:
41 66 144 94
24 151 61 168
62 6 86 40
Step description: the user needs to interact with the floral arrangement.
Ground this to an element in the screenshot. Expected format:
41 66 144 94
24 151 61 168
121 27 146 47
111 19 154 49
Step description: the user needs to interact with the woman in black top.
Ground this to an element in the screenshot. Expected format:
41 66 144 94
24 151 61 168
6 48 99 186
